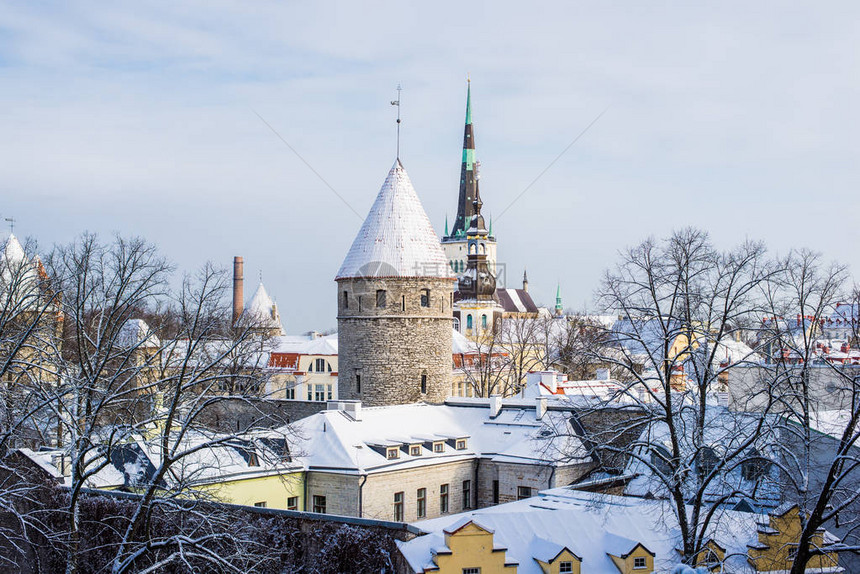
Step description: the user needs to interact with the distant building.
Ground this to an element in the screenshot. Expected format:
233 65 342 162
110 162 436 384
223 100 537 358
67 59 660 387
267 333 339 401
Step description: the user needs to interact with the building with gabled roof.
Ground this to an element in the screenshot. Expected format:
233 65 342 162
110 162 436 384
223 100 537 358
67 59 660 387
289 398 596 522
397 487 843 573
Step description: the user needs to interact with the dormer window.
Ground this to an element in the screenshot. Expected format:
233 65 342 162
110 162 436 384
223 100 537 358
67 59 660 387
386 447 399 460
456 439 467 450
633 556 647 569
433 441 444 453
410 445 422 456
559 563 573 574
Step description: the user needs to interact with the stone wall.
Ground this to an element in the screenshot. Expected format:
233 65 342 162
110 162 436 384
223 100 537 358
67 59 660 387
360 459 478 522
196 398 327 432
337 276 455 406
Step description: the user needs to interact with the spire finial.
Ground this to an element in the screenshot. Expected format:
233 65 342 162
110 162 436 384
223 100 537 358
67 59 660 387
4 217 15 234
391 84 402 159
444 214 449 236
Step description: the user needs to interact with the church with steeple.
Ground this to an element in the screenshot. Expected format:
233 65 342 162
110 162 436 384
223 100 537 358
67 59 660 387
442 81 540 339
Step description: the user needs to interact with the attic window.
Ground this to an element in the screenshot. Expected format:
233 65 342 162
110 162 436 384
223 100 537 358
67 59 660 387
433 442 444 453
559 563 573 574
386 447 399 460
633 556 646 569
455 439 467 450
410 445 422 456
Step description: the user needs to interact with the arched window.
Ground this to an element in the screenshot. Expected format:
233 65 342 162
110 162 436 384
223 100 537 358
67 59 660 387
469 243 476 255
481 314 488 329
453 317 460 331
479 243 486 254
466 315 473 330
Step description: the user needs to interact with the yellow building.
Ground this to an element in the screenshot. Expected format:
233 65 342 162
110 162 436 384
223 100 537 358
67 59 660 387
397 487 843 574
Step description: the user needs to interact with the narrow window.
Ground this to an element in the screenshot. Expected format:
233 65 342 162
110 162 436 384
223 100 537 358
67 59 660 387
481 314 487 329
358 295 362 312
401 294 405 311
307 385 312 401
517 486 532 500
440 484 449 513
462 480 471 510
466 315 473 330
633 556 647 569
342 290 349 309
420 289 430 307
394 491 404 521
254 501 267 508
417 488 426 518
312 495 326 514
356 374 361 394
492 480 499 504
327 384 333 400
287 496 299 511
376 289 386 308
420 374 427 394
315 358 325 371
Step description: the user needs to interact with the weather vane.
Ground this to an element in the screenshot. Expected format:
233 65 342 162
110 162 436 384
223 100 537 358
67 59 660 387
391 84 402 159
4 217 15 234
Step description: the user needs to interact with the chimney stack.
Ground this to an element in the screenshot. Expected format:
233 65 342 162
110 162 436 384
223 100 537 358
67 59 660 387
233 256 244 325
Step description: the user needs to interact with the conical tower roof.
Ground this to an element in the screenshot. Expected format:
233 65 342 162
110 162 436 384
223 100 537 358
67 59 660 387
337 160 452 279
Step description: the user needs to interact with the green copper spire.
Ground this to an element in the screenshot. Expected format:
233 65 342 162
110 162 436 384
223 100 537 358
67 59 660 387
488 216 492 237
465 78 472 125
444 214 449 236
555 283 563 316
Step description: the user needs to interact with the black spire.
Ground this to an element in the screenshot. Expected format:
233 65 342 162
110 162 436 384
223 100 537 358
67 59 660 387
447 80 478 239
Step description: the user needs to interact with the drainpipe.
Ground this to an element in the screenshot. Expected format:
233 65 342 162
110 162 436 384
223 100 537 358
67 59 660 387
358 474 368 517
547 465 556 490
473 460 479 508
303 472 309 512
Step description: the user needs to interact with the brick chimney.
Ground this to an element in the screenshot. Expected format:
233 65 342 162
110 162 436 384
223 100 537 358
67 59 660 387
232 256 244 325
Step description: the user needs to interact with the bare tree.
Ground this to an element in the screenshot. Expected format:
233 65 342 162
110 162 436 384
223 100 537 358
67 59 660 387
583 228 780 566
758 251 860 574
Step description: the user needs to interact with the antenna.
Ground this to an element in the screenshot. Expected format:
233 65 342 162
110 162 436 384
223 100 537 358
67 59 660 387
4 217 15 234
391 84 402 158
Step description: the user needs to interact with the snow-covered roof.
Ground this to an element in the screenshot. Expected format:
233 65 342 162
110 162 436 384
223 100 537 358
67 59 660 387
243 281 284 333
624 406 781 510
336 160 453 280
288 400 588 473
398 487 821 574
272 333 338 355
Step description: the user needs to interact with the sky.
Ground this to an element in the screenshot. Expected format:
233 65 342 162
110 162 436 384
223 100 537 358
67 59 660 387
2 2 859 333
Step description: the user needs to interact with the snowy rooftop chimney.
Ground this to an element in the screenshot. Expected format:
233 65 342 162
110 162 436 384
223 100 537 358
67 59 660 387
328 399 362 421
489 395 502 418
535 397 547 420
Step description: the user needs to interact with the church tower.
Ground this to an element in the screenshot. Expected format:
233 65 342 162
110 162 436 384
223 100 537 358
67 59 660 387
337 160 455 406
441 80 497 277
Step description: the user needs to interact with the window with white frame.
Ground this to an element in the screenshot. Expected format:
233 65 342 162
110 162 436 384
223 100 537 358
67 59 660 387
559 562 573 574
633 556 647 569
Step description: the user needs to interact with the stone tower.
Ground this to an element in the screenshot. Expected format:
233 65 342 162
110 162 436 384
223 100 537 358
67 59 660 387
336 160 455 406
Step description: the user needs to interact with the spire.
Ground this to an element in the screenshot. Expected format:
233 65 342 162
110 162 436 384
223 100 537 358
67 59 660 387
448 79 480 239
555 284 563 317
522 269 529 293
444 214 449 236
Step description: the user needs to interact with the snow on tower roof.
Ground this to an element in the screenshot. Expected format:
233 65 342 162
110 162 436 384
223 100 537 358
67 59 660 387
244 282 283 331
337 160 453 280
